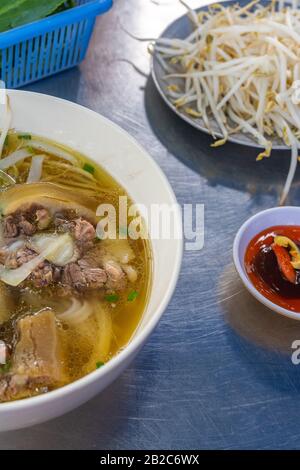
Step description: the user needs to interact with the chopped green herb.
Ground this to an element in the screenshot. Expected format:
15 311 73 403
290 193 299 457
105 294 119 303
83 163 95 174
26 146 35 153
0 361 11 374
4 135 9 147
18 134 31 140
127 290 138 302
96 361 105 369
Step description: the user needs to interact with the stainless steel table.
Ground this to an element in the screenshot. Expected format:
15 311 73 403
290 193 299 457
2 0 300 450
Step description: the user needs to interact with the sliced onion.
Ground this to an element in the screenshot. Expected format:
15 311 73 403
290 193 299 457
30 233 75 266
0 149 32 170
26 155 44 183
0 233 71 286
57 298 93 325
28 140 78 166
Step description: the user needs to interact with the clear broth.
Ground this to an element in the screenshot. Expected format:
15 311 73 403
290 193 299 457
0 131 152 397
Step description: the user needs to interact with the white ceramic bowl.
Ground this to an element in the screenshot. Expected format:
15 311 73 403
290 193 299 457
0 90 183 431
233 206 300 321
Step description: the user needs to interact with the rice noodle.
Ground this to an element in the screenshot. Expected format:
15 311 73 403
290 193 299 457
26 155 44 183
26 140 79 166
0 149 32 170
43 160 96 182
155 0 300 202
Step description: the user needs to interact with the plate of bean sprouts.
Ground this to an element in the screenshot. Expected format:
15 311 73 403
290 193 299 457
151 0 300 204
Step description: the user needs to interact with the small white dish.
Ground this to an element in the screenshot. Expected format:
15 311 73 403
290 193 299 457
0 90 183 431
233 206 300 321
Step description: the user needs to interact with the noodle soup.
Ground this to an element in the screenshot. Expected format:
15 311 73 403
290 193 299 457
0 131 152 402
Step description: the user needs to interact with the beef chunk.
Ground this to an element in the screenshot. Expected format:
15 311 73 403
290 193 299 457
73 218 95 242
3 216 18 238
0 210 127 293
55 216 95 244
2 205 52 240
2 247 36 269
28 263 61 288
61 251 127 292
62 261 107 290
13 310 62 379
18 216 36 236
103 259 127 291
62 263 85 289
0 310 65 402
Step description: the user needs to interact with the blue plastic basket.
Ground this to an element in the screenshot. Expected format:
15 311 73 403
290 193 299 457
0 0 112 88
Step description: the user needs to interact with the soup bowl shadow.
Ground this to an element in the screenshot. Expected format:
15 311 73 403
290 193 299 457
219 263 300 354
218 263 300 395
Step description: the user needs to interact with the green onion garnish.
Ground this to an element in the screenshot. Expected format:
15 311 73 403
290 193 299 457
96 361 105 369
127 290 138 302
83 163 95 174
0 361 11 374
105 294 119 303
18 134 31 140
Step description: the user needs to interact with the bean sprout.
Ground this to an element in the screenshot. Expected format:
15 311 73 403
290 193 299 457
154 0 300 203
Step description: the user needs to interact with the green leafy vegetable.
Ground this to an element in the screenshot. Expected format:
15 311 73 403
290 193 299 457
55 0 75 13
0 1 24 18
0 0 74 33
105 294 119 303
127 290 138 302
96 361 105 369
83 163 95 175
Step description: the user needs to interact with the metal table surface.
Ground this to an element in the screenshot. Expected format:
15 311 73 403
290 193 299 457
1 0 300 450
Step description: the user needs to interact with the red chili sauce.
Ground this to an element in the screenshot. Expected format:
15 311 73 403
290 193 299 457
245 225 300 312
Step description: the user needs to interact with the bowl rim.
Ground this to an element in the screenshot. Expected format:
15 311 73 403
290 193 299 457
233 206 300 321
0 89 184 410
